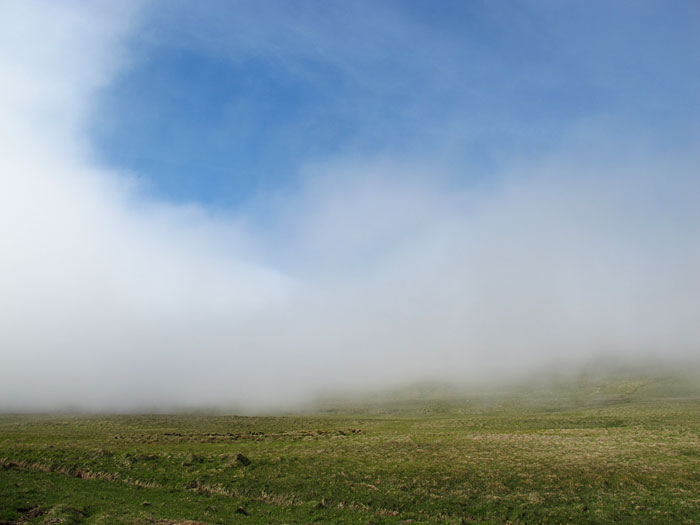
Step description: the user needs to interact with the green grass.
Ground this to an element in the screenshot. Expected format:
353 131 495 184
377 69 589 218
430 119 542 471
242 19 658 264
2 375 700 523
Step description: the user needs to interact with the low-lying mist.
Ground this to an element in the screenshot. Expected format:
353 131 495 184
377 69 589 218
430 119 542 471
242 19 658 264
1 2 699 413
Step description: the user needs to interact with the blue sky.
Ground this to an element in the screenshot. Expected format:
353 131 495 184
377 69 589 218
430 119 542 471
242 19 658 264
89 0 700 208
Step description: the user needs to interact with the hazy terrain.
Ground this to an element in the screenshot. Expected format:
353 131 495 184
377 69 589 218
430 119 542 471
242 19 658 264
3 372 700 524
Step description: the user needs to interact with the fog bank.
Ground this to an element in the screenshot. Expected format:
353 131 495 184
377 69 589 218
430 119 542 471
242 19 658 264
1 2 699 412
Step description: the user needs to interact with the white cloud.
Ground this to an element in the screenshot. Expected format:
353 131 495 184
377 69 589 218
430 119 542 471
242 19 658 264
1 2 699 412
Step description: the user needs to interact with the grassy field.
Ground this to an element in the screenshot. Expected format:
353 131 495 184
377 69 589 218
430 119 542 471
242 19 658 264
2 374 700 523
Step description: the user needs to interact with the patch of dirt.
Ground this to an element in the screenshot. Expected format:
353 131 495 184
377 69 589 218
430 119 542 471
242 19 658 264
112 428 362 443
134 518 206 525
0 506 44 525
235 453 251 466
40 504 86 524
